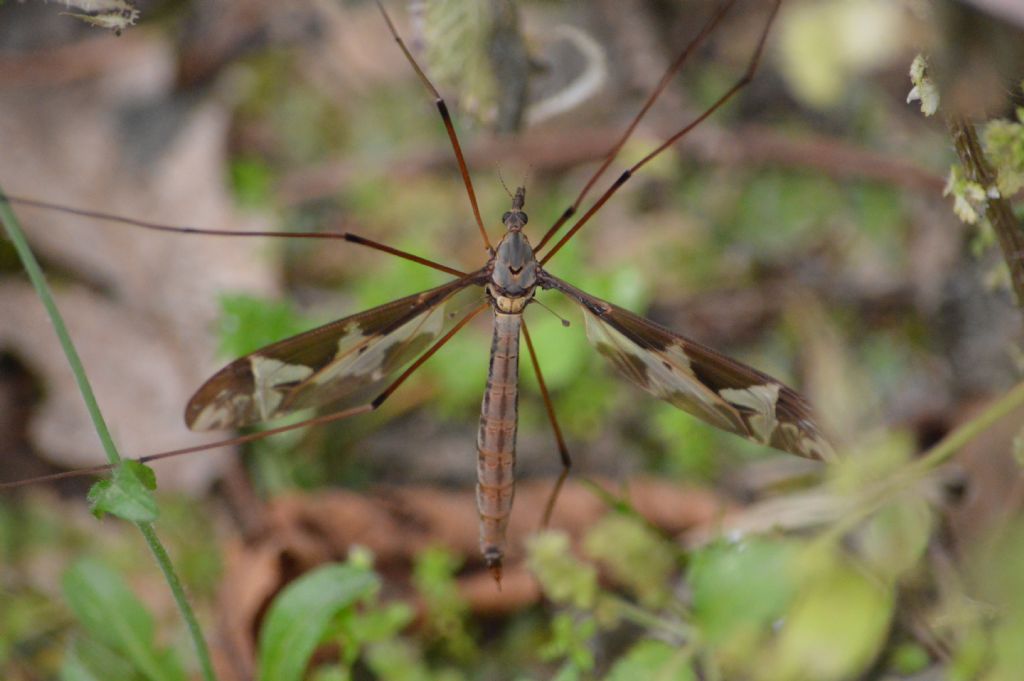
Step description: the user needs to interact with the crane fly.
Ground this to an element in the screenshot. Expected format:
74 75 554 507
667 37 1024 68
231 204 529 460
2 0 834 583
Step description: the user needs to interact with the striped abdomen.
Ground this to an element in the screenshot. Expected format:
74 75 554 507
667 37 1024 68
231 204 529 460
477 311 521 580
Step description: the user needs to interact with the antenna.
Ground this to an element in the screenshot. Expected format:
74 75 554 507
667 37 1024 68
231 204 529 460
497 168 515 200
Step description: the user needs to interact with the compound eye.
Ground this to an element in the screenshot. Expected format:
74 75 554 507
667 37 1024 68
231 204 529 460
501 211 511 223
520 212 528 225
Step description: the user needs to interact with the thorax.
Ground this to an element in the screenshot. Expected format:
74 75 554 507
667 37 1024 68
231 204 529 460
487 229 538 314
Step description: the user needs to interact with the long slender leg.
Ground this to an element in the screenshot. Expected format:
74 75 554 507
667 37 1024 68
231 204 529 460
520 318 570 527
534 0 740 252
342 233 466 277
0 302 488 490
0 194 466 277
374 2 493 252
539 0 781 265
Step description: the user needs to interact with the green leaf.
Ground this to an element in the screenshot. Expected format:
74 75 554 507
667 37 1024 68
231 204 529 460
60 637 136 681
333 597 413 671
61 559 185 681
87 461 158 522
859 497 932 580
689 539 799 648
772 559 893 681
604 640 696 681
364 639 430 681
583 515 675 607
344 602 413 646
526 531 598 610
257 563 378 681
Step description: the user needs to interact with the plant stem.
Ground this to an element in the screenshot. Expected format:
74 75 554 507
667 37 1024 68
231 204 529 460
0 191 218 681
946 117 1024 307
139 522 217 681
822 379 1024 544
0 194 121 468
604 594 692 641
912 379 1024 473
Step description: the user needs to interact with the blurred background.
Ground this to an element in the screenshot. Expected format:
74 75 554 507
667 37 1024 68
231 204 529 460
1 0 1023 679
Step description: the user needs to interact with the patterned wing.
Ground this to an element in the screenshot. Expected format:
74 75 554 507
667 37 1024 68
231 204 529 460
186 276 484 430
545 275 834 461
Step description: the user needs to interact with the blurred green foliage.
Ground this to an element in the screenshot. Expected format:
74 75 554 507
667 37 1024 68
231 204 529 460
8 0 1024 679
582 515 675 608
229 157 275 210
604 640 695 681
216 294 318 359
412 548 477 661
61 558 187 681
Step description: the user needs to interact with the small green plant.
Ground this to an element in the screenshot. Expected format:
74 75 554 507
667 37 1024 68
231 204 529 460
257 557 384 681
0 189 217 681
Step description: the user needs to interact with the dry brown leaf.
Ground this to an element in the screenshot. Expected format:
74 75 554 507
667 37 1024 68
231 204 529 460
0 25 278 491
214 474 731 655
